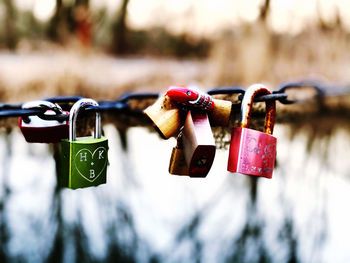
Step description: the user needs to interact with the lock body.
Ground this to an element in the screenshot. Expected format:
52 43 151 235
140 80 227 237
144 95 182 139
227 126 276 178
168 144 189 176
182 111 216 177
60 137 108 189
19 113 69 143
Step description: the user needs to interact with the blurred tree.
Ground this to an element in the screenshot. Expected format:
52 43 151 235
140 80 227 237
47 0 74 43
47 0 93 46
76 0 89 5
3 0 17 50
48 0 67 42
74 0 92 47
259 0 270 22
112 0 130 54
316 0 343 32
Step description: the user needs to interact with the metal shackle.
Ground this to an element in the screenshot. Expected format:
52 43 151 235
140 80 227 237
22 100 64 123
69 98 101 141
240 84 276 135
22 100 63 114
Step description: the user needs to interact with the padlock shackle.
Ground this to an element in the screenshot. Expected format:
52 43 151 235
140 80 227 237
240 84 276 135
22 100 63 114
69 98 101 141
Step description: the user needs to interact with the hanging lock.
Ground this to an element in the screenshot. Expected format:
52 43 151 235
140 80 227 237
143 93 183 139
168 136 189 176
166 85 233 127
171 110 216 177
60 99 108 189
166 85 215 110
144 85 232 139
18 100 69 143
227 84 277 178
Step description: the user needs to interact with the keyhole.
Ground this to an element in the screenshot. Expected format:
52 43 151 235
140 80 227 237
196 157 207 167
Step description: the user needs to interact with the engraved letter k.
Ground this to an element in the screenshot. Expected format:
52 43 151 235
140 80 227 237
98 150 104 159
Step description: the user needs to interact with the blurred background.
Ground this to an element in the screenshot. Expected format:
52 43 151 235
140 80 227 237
1 0 350 262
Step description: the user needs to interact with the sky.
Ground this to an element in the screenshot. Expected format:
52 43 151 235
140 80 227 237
13 0 350 36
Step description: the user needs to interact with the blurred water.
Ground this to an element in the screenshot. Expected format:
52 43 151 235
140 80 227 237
0 124 350 262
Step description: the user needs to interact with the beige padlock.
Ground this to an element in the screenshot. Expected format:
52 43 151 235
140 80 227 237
144 95 182 139
209 98 232 126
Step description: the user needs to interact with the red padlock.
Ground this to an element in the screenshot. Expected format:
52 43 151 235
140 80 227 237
166 85 215 110
227 84 277 178
182 110 216 177
19 101 69 143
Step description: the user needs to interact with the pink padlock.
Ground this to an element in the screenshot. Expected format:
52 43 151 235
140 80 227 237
19 100 69 143
182 110 216 177
227 84 277 178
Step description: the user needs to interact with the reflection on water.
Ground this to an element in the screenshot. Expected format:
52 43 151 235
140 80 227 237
0 124 350 262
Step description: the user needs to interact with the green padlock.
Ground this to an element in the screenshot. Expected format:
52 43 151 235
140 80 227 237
60 98 108 189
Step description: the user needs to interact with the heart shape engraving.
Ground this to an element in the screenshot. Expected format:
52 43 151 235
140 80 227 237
74 146 108 182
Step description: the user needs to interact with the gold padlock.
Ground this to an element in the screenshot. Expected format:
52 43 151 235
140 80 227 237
144 94 182 139
209 98 232 127
168 137 189 176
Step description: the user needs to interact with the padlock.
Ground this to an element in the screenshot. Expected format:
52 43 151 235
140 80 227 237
60 98 108 189
166 85 233 126
166 85 215 110
144 94 183 139
181 110 216 177
19 100 69 143
144 86 232 139
227 84 277 178
168 136 189 176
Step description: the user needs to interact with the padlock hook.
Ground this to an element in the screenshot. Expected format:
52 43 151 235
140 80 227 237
69 98 101 141
240 84 276 135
